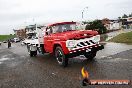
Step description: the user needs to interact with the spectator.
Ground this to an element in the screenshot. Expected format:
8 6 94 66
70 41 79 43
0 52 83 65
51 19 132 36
8 40 11 48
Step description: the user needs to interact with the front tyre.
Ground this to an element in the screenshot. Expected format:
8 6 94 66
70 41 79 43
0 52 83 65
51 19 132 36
30 50 37 57
27 45 37 57
55 46 68 67
30 51 33 57
84 51 97 60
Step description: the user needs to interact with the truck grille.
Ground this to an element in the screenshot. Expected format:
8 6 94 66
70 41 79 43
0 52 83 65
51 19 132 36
76 40 95 48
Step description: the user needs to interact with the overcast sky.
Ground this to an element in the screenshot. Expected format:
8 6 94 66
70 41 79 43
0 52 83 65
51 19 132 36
0 0 132 34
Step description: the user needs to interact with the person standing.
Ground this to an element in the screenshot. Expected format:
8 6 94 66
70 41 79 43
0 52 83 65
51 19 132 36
8 40 11 48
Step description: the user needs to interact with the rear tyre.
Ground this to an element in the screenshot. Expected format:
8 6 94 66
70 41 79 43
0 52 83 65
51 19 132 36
33 50 37 56
55 46 68 67
30 51 37 57
28 45 37 57
30 51 34 57
84 51 97 60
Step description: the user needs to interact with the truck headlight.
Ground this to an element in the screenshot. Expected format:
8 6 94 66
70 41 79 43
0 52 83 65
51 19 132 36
93 35 100 42
66 40 76 47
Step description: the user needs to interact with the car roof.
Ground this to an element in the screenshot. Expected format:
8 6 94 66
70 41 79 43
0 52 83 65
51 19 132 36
48 22 76 26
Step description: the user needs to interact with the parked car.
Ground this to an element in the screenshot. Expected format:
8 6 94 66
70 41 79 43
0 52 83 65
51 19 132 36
14 38 20 43
0 42 1 45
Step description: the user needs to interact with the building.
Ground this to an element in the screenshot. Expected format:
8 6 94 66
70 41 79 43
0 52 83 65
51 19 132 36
126 17 132 29
13 29 26 39
120 17 132 29
101 18 111 30
109 20 121 30
101 18 121 30
13 24 45 39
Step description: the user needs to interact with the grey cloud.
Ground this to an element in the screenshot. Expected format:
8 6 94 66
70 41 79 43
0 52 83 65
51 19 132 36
0 0 132 34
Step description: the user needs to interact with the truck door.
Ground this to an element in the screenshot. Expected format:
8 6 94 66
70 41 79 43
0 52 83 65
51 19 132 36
44 27 54 53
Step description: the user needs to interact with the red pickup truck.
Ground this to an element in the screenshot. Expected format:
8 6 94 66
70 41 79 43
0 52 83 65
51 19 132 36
26 22 104 67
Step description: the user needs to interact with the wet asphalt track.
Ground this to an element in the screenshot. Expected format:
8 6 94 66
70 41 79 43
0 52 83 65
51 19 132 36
0 42 132 88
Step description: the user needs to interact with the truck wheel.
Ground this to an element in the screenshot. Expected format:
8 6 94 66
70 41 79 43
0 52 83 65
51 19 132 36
33 50 37 56
29 51 37 57
30 51 34 57
84 51 97 60
55 46 68 67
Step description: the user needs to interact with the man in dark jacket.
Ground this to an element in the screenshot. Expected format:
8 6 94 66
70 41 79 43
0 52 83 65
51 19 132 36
8 40 11 48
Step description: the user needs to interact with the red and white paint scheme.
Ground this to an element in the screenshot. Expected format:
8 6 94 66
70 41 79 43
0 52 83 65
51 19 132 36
25 22 104 67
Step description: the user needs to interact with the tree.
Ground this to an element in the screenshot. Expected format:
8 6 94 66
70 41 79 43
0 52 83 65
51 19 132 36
122 14 128 18
118 17 121 19
128 13 132 17
85 20 107 34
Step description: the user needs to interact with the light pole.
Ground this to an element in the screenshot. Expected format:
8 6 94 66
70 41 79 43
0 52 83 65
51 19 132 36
82 7 88 20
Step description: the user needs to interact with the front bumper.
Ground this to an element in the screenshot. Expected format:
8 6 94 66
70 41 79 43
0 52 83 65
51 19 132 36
66 44 104 58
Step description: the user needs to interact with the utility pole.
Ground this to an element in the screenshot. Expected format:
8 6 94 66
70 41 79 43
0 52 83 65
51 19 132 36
82 7 88 20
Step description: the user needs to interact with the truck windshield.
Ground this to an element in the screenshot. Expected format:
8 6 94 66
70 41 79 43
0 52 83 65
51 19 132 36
52 24 76 33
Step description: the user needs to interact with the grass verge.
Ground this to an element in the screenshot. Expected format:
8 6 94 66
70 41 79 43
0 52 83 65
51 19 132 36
0 35 15 41
109 31 132 44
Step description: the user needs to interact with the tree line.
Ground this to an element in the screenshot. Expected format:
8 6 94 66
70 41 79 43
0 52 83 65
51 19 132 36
118 13 132 19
